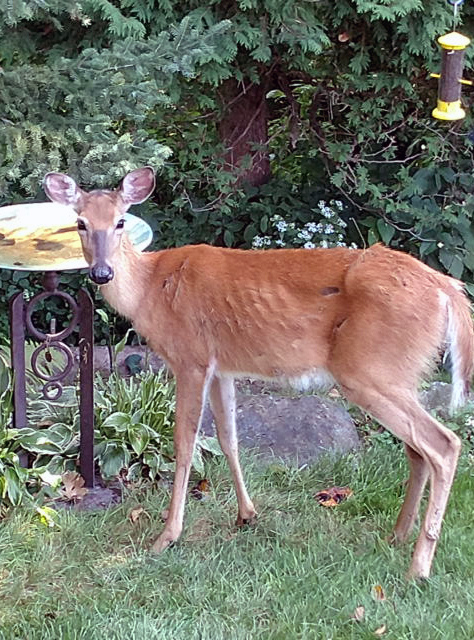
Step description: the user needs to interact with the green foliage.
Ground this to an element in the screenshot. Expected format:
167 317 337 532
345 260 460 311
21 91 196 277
18 367 221 480
0 351 59 512
94 369 177 479
0 351 13 432
0 3 231 200
0 341 220 512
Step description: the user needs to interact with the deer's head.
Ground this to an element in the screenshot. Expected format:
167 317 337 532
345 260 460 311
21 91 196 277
43 168 155 284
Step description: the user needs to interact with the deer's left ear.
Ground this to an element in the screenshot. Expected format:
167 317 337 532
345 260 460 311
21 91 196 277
119 167 155 205
44 172 83 206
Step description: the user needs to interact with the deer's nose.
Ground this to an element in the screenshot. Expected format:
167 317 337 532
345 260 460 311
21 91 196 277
90 265 114 284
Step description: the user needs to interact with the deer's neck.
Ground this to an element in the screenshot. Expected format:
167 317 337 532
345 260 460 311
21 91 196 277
99 236 152 322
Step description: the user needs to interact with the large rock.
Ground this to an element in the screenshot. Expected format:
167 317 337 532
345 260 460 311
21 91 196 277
201 390 360 466
419 381 473 419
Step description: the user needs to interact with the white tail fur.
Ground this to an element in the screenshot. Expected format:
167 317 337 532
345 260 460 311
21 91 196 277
441 288 473 413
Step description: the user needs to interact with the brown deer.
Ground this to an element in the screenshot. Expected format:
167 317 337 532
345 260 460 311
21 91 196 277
44 167 473 579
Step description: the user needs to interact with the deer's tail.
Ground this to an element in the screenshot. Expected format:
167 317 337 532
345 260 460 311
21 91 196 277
443 282 474 413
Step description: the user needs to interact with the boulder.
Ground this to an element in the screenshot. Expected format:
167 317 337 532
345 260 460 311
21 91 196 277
201 389 360 466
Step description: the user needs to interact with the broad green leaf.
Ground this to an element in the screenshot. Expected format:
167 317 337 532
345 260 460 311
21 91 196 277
376 219 395 246
36 506 60 528
464 282 474 297
38 470 62 488
44 455 68 475
96 308 109 324
367 228 378 246
439 248 464 279
100 442 130 478
224 229 233 247
101 412 131 431
128 426 149 456
16 428 66 454
419 241 436 258
0 355 11 397
198 436 223 457
4 466 22 505
191 447 204 475
126 461 143 482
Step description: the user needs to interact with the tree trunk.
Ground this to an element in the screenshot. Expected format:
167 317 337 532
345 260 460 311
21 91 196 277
218 79 270 187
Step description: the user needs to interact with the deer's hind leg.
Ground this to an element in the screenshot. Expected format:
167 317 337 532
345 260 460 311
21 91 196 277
333 376 460 579
389 444 429 545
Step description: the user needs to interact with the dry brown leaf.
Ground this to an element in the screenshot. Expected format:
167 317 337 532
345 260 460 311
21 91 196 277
191 478 210 500
129 506 150 523
351 606 365 622
338 32 351 43
372 585 386 601
374 624 387 636
37 419 54 428
315 486 353 507
161 508 170 522
61 471 88 502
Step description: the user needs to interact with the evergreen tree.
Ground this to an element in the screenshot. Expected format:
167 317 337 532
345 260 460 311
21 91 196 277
0 1 230 199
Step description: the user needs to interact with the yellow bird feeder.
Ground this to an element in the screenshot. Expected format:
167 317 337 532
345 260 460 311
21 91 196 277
431 31 472 120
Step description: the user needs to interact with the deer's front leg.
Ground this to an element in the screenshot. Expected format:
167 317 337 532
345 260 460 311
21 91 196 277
151 366 213 553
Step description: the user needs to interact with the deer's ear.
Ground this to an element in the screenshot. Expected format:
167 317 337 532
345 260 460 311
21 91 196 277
118 167 155 205
43 173 82 206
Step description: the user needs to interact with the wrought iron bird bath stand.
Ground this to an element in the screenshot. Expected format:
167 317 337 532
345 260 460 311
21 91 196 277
0 201 153 488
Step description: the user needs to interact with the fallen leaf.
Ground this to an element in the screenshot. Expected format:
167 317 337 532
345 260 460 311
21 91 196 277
328 387 341 399
129 506 149 523
338 32 351 42
61 472 88 502
351 606 365 622
374 624 387 636
315 486 353 507
191 478 210 500
372 584 386 601
37 419 54 428
161 508 169 522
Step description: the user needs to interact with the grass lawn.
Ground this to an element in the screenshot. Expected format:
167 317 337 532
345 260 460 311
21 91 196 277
1 435 474 640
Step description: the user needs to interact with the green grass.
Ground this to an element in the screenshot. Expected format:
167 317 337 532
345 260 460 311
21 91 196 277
1 437 474 640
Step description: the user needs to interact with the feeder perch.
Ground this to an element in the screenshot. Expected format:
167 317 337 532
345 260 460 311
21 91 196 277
431 31 472 120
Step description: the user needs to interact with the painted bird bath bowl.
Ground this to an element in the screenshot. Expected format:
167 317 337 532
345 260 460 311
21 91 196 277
0 202 152 271
1 201 153 488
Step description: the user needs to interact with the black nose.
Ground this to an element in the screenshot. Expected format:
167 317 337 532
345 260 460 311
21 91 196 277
90 265 114 284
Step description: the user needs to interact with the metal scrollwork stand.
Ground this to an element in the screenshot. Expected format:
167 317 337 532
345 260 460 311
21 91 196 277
9 272 95 487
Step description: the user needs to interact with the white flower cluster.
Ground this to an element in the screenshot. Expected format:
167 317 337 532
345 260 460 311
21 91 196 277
252 236 272 248
251 201 355 251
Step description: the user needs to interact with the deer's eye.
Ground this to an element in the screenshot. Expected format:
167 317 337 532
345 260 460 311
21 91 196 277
77 219 87 231
116 219 125 230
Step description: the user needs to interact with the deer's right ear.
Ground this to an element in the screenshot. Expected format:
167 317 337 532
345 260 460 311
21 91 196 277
43 173 82 207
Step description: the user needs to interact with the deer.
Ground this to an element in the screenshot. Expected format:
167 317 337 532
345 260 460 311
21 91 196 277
43 167 474 580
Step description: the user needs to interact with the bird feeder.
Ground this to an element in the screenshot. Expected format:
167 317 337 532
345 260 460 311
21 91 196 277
431 31 471 120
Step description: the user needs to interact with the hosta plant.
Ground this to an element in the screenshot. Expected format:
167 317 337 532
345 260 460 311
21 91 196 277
18 367 221 480
0 351 59 513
